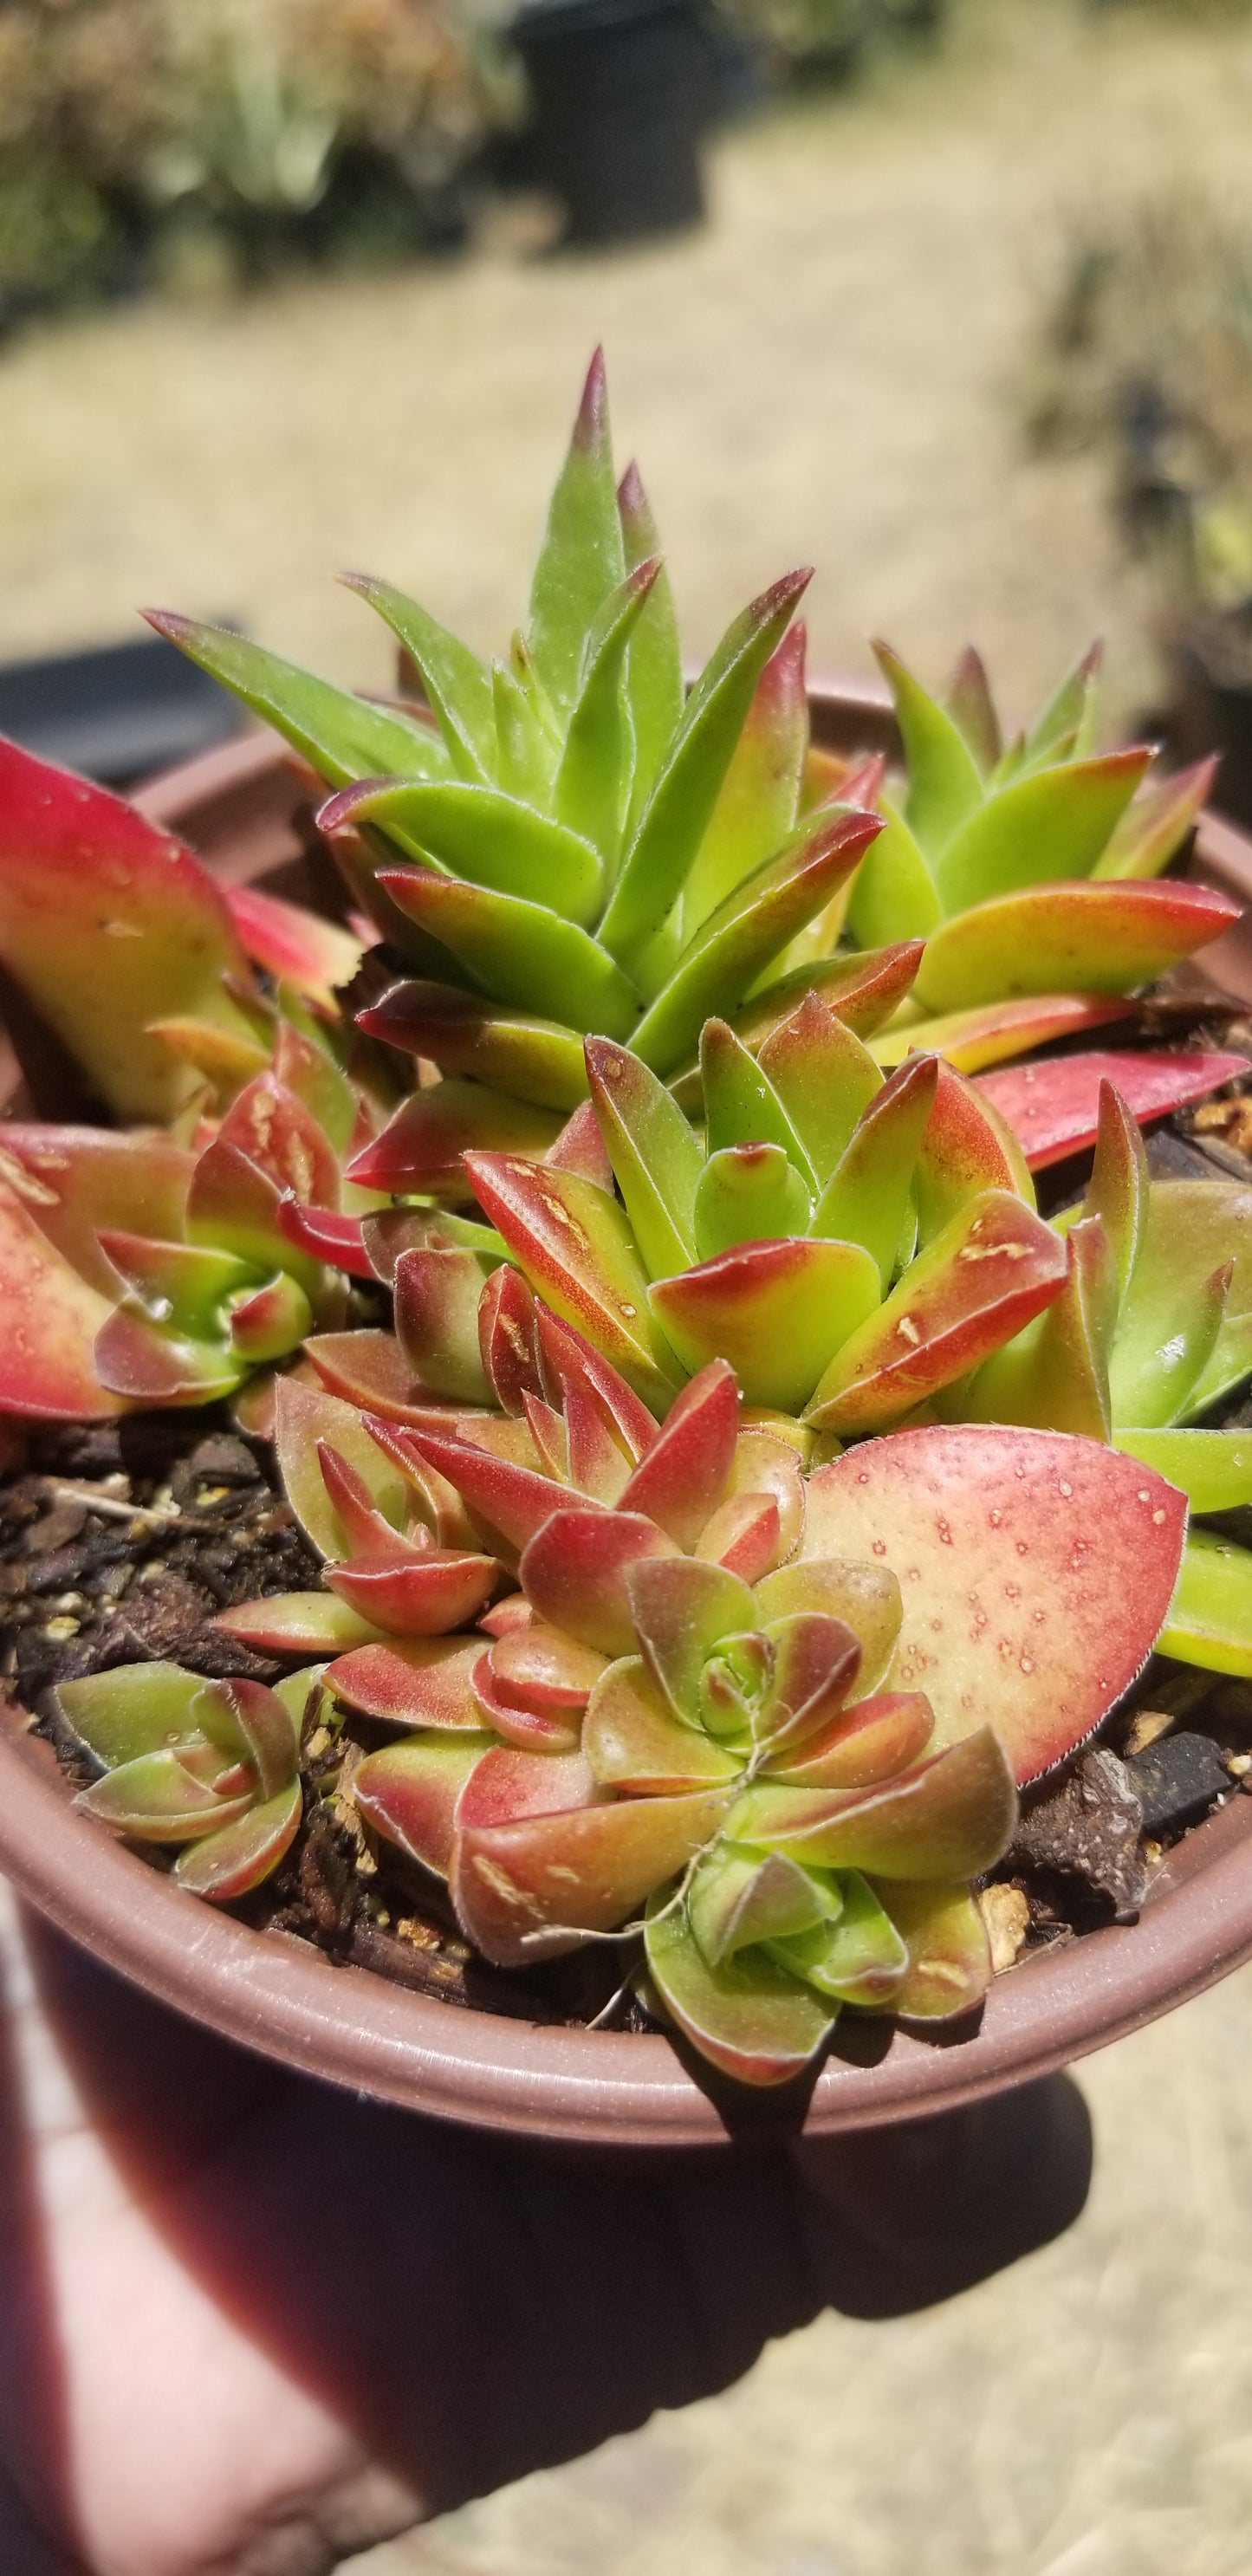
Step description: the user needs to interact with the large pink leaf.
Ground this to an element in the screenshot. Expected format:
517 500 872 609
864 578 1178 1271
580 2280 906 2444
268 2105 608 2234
802 1424 1187 1781
977 1049 1249 1171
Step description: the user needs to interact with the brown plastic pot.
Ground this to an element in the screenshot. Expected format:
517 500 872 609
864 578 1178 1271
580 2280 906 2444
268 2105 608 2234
0 695 1249 2149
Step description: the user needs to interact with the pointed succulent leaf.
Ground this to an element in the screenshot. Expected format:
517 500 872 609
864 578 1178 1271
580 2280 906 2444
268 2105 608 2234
769 1872 911 2008
554 558 663 860
931 748 1151 918
305 1327 465 1429
216 1070 340 1210
173 1781 303 1902
75 1751 256 1842
682 624 809 931
977 1050 1248 1175
1108 1181 1252 1427
765 1690 935 1790
803 1424 1187 1779
812 1055 938 1286
692 1145 813 1260
465 1152 682 1404
964 1217 1115 1440
1158 1532 1252 1677
528 349 626 717
392 1248 492 1402
618 461 684 814
361 982 590 1113
274 1375 408 1558
944 646 1002 775
534 1305 659 1460
719 942 925 1085
689 1844 834 1965
374 866 639 1040
477 1262 544 1415
584 1036 702 1275
699 1017 812 1176
1080 1080 1148 1305
335 780 607 928
616 1359 739 1547
215 1593 388 1652
192 1676 296 1800
340 572 496 780
629 806 880 1076
398 1419 590 1556
807 1191 1067 1436
874 1879 992 2019
730 1727 1016 1879
346 1080 561 1201
872 643 984 859
93 1306 241 1405
1113 1428 1252 1515
757 990 883 1185
871 991 1136 1077
0 735 257 1122
146 612 449 789
354 1734 494 1877
756 1560 902 1694
914 1060 1034 1241
626 1554 756 1720
492 658 556 803
583 1658 743 1792
651 1236 881 1415
53 1662 207 1768
520 1508 679 1656
844 795 943 951
225 882 367 1008
0 1183 124 1418
1022 640 1103 769
916 877 1241 1015
1093 755 1218 880
599 569 813 975
326 1546 497 1637
645 1903 835 2087
453 1786 734 1966
563 1377 633 1502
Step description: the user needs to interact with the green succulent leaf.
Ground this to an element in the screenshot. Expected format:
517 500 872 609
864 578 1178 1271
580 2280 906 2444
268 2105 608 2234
1158 1533 1252 1678
693 1144 813 1258
1022 640 1103 769
173 1780 303 1902
930 749 1151 919
730 1728 1016 1880
690 1845 835 1967
768 1870 909 2006
963 1217 1117 1440
844 794 943 951
376 867 639 1039
1107 1182 1252 1430
872 641 984 860
1113 1428 1252 1514
584 1037 703 1275
877 1878 993 2020
651 1236 881 1415
682 626 808 932
645 1898 836 2086
340 573 496 782
944 646 1002 776
617 463 684 817
811 1055 938 1287
53 1661 208 1769
914 876 1233 1015
757 990 883 1185
146 612 449 790
529 349 626 717
554 558 662 862
1093 755 1217 881
699 1018 813 1177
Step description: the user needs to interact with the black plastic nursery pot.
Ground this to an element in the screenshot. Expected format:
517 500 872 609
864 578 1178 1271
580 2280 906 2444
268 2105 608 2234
512 0 709 245
0 695 1250 2147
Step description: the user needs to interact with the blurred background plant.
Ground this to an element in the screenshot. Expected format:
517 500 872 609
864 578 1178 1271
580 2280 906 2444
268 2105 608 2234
0 0 517 328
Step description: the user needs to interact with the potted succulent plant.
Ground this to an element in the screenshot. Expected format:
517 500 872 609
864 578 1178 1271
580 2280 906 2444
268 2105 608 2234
0 352 1249 2142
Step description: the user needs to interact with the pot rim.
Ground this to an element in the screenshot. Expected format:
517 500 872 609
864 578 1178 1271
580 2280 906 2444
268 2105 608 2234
1 704 1249 2145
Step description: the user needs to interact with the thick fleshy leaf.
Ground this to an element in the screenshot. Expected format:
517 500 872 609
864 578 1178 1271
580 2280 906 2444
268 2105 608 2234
652 1236 881 1415
844 795 943 951
688 1845 833 1965
617 1359 738 1547
96 1232 251 1337
275 1197 372 1281
325 1637 483 1728
724 1427 806 1563
699 1017 811 1173
0 1183 124 1418
1158 1533 1252 1677
692 1145 812 1259
873 642 984 858
341 573 495 780
477 1262 543 1415
520 1509 678 1656
914 1061 1034 1240
870 992 1136 1076
1109 1181 1252 1427
645 1903 835 2086
214 1593 389 1652
757 991 882 1185
529 349 626 717
682 624 808 931
465 1153 681 1404
946 645 1002 775
305 1329 464 1430
755 1559 903 1696
1093 755 1218 880
769 1872 910 2008
1113 1429 1252 1515
583 1658 743 1791
326 1548 496 1637
802 1424 1187 1780
401 1419 592 1556
53 1662 205 1768
964 1217 1115 1440
334 779 606 927
359 980 589 1114
453 1786 733 1964
226 884 367 1006
730 1727 1016 1878
812 1055 938 1285
93 1307 240 1406
932 749 1151 917
192 1675 296 1798
978 1050 1247 1172
354 1734 494 1877
0 1126 192 1299
229 1273 314 1366
173 1781 302 1901
626 1554 756 1721
1080 1080 1147 1306
618 461 684 814
373 866 639 1040
534 1306 658 1461
490 1624 608 1714
346 1080 562 1202
628 807 880 1076
470 1651 583 1754
392 1248 492 1403
0 734 256 1122
599 569 812 976
584 1037 703 1275
554 559 663 862
715 942 925 1083
457 1746 600 1831
807 1191 1067 1436
146 611 450 790
274 1375 407 1557
879 1879 993 2020
765 1690 935 1789
915 878 1241 1014
182 1141 295 1288
75 1749 254 1842
756 1612 861 1751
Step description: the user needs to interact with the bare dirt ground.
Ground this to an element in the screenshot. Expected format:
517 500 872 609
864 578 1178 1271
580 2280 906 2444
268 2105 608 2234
6 7 1252 2573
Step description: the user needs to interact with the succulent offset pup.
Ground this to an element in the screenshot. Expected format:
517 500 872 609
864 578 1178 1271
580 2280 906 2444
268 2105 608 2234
0 349 1247 2092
